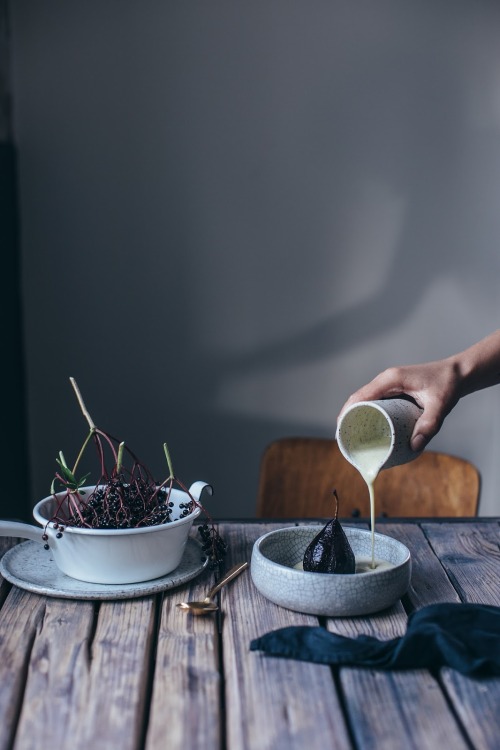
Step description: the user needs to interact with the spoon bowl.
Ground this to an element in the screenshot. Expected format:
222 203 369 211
176 561 248 614
177 600 219 614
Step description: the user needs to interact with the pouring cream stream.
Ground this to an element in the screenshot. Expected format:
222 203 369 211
344 436 392 568
336 403 394 569
337 398 423 571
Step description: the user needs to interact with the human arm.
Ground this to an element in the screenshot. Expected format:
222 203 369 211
338 330 500 452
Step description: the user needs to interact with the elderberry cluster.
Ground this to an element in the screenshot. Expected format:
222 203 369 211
66 479 176 529
198 523 227 569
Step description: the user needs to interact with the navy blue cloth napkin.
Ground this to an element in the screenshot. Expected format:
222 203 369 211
250 603 500 676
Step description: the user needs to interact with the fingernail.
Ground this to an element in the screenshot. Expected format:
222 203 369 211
411 434 427 452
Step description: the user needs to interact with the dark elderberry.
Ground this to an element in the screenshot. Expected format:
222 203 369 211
197 523 227 569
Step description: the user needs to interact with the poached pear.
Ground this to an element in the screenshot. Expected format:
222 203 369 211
303 490 355 574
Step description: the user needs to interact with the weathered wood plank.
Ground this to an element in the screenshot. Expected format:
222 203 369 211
8 595 157 750
327 523 469 750
145 562 221 750
13 597 95 749
0 587 46 750
221 522 352 750
440 670 500 750
0 521 497 750
340 668 469 750
327 601 406 639
421 521 500 604
422 521 500 749
381 523 461 608
68 597 157 750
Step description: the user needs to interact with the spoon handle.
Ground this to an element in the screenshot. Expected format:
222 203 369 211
206 561 248 599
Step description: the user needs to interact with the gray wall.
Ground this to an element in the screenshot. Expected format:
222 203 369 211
10 1 500 517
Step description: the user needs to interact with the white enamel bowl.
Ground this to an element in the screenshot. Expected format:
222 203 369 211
0 482 208 584
251 525 411 616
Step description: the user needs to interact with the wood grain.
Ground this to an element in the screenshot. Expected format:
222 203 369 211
12 595 157 750
421 521 500 604
221 523 352 750
328 523 468 750
422 521 500 750
256 438 480 518
145 563 221 750
379 523 461 608
0 520 498 750
340 668 469 750
14 597 95 749
70 597 157 750
440 670 500 750
0 587 46 750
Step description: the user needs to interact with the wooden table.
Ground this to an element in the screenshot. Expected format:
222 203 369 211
0 518 499 750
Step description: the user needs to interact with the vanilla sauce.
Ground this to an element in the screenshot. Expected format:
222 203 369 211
337 398 423 573
336 403 395 569
293 557 393 572
347 435 391 568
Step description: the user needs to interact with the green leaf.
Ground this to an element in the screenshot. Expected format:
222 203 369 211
56 459 77 485
77 472 91 488
58 451 69 469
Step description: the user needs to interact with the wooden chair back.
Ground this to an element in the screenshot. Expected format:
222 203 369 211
256 437 480 518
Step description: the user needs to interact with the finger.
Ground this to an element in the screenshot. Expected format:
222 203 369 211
410 433 428 452
410 404 444 452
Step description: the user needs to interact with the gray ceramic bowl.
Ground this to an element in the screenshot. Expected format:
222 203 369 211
251 525 411 616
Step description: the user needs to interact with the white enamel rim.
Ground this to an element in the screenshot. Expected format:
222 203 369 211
32 485 202 535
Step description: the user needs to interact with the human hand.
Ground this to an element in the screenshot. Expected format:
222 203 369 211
337 359 462 452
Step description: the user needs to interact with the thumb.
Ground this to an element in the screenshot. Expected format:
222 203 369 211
410 432 428 453
410 406 444 452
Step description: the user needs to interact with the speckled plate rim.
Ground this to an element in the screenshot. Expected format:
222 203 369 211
0 537 208 600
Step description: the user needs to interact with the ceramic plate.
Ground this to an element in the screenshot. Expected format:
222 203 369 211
0 537 208 600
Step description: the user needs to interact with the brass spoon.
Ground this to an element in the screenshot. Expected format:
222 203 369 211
176 561 249 614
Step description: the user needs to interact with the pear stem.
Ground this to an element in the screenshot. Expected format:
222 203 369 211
332 488 339 520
